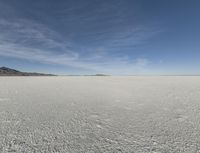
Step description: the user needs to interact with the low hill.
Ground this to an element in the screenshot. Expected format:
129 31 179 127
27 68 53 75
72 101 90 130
0 67 55 76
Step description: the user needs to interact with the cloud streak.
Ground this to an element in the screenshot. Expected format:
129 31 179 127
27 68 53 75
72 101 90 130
0 0 160 75
0 18 154 74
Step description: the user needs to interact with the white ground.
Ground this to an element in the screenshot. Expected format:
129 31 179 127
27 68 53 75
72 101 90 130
0 76 200 153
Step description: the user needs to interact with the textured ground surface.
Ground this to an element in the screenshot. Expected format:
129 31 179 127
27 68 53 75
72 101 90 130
0 76 200 153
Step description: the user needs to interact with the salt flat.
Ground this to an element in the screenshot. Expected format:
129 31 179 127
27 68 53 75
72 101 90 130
0 76 200 153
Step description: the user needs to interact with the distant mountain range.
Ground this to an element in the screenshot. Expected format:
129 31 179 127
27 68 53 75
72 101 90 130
0 67 110 76
0 67 55 76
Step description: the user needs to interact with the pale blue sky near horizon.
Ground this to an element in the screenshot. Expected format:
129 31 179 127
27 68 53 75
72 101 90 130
0 0 200 75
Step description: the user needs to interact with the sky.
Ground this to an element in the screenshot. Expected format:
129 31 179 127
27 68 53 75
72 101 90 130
0 0 200 75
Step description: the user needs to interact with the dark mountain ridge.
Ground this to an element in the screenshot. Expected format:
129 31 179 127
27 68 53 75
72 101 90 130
0 67 55 76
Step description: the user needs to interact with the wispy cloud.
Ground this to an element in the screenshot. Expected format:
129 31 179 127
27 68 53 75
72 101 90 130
0 0 160 75
0 18 155 74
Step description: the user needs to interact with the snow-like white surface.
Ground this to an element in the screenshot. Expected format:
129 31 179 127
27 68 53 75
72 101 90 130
0 76 200 152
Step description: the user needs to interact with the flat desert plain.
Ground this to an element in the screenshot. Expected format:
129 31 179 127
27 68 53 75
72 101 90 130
0 76 200 153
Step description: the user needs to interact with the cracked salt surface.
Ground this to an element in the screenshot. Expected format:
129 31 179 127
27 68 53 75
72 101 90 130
0 76 200 152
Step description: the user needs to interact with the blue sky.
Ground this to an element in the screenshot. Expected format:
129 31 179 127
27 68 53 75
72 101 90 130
0 0 200 75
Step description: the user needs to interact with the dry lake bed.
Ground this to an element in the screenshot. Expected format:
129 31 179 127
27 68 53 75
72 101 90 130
0 76 200 153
